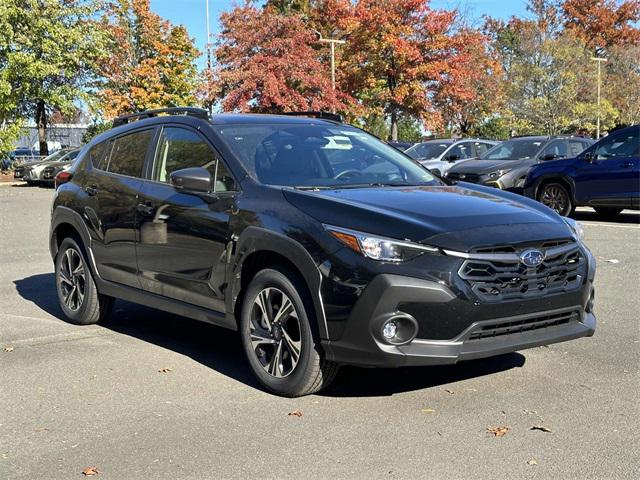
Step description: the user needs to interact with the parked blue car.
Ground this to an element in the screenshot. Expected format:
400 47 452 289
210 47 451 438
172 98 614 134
523 125 639 217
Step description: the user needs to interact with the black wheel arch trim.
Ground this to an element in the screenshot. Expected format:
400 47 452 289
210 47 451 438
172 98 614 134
229 226 329 340
534 174 577 203
50 206 99 275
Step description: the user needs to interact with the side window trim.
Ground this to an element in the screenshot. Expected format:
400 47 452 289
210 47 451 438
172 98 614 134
149 124 240 193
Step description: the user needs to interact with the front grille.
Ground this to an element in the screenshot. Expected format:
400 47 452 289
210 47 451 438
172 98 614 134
14 166 25 178
459 244 585 302
467 310 580 340
43 167 55 179
447 172 481 183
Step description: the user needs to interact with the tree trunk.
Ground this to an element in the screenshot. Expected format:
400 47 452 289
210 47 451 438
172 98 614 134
390 109 398 141
36 100 48 156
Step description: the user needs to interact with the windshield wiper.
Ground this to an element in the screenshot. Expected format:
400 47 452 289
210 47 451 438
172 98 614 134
294 185 333 191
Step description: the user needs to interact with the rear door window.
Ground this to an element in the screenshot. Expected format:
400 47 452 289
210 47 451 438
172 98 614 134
107 129 154 178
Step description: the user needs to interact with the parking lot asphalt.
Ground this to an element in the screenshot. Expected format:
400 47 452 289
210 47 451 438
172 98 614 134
1 185 639 480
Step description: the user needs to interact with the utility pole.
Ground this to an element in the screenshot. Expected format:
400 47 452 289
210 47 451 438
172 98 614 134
591 56 607 139
314 30 346 91
205 0 213 115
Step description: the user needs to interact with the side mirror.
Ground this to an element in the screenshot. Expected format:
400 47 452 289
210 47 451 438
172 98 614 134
446 154 460 162
170 167 212 193
582 151 596 163
541 153 560 161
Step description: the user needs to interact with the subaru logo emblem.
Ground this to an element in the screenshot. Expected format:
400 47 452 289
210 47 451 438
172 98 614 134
520 249 544 267
459 174 466 179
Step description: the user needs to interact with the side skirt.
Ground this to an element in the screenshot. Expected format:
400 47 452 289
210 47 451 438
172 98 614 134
96 277 236 331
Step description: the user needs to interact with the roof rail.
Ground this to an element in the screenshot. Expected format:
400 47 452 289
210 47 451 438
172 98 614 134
278 111 343 123
112 107 209 128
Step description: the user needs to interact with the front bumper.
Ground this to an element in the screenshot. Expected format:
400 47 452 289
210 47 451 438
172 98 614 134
322 271 596 368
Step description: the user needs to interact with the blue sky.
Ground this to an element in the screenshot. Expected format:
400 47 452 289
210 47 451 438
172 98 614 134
150 0 531 67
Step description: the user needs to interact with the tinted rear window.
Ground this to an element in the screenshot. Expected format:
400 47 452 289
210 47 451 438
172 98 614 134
89 142 110 170
107 130 153 177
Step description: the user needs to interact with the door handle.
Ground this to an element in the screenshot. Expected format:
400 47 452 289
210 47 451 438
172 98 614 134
136 202 154 216
85 184 98 196
621 161 634 168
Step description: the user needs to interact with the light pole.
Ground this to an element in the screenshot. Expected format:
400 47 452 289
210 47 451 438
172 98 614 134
205 0 213 115
314 30 346 91
591 56 607 139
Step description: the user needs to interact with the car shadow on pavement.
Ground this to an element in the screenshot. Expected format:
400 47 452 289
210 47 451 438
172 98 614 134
15 273 526 397
14 273 66 320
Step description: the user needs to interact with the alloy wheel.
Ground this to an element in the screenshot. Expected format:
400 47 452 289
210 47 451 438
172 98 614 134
541 185 568 214
249 287 302 378
58 248 86 311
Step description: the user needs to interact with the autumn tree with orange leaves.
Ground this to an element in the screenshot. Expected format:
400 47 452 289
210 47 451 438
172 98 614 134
210 4 349 114
340 0 476 139
96 0 200 118
561 0 640 54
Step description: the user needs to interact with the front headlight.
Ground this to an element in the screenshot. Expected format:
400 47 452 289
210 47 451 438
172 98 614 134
324 225 439 262
488 168 512 178
563 217 585 242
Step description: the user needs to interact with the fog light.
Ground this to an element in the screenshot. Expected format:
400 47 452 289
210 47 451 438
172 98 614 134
382 320 398 339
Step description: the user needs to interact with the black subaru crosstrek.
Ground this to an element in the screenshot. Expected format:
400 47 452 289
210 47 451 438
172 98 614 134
49 108 596 396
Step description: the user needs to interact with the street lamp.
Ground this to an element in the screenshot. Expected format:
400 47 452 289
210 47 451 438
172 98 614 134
591 56 607 139
313 30 346 91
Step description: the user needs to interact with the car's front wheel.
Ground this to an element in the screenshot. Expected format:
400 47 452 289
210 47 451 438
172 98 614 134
55 237 113 325
537 182 574 216
239 267 338 397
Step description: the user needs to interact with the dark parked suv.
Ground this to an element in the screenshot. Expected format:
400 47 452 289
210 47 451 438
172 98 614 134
49 108 597 396
523 125 639 217
446 136 593 193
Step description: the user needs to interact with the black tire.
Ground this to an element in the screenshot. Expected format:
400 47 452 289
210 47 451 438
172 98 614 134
537 182 574 216
55 237 113 325
239 267 339 397
594 207 623 218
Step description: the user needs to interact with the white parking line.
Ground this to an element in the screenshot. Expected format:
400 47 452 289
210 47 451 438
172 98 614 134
581 222 640 229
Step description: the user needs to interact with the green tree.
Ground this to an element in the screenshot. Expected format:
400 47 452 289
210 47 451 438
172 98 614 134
486 0 616 136
1 0 105 155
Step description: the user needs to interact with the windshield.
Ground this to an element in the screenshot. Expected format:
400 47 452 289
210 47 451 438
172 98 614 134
405 142 450 160
481 139 545 160
215 124 441 188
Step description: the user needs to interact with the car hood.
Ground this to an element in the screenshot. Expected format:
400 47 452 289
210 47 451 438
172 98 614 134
448 159 535 174
420 159 445 168
283 184 572 252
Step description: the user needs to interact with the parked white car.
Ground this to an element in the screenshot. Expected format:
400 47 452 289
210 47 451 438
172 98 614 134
405 139 498 176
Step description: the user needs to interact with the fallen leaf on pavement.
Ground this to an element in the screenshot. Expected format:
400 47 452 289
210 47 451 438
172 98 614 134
527 459 538 465
530 425 552 433
158 368 172 373
444 389 454 394
288 409 303 417
3 347 14 352
421 408 435 414
487 426 510 437
82 466 99 476
606 259 619 264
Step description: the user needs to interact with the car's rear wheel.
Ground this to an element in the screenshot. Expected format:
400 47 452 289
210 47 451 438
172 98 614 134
537 182 574 216
55 237 113 325
239 267 339 397
594 207 623 218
